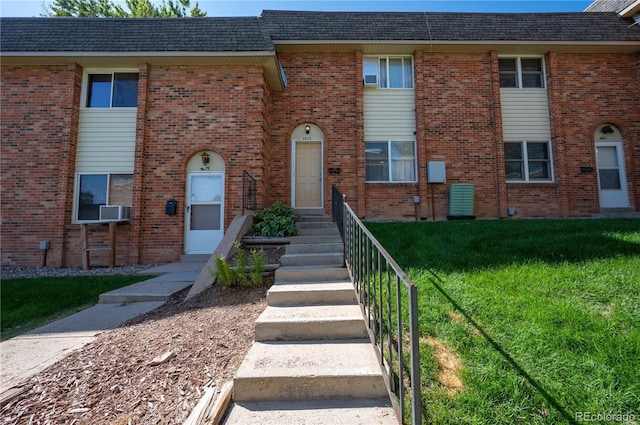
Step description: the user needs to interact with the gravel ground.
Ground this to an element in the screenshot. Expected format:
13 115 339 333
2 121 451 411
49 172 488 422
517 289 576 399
1 264 161 280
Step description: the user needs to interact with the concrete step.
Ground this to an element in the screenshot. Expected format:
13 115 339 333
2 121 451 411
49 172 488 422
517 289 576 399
298 227 340 237
224 398 397 425
98 274 195 303
233 340 388 402
267 280 356 306
275 266 349 282
285 242 343 254
294 209 328 217
255 304 367 341
296 221 338 229
280 252 343 267
290 235 343 245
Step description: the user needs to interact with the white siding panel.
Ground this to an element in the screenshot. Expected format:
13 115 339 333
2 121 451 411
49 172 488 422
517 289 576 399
364 89 416 140
501 90 551 141
77 109 137 172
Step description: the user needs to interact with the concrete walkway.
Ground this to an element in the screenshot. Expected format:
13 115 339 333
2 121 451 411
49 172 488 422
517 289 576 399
0 260 204 396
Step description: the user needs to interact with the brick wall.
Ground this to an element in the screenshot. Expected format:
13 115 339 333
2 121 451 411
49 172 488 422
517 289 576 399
135 65 270 264
2 50 638 267
269 52 360 213
544 52 640 216
414 51 500 220
1 64 81 267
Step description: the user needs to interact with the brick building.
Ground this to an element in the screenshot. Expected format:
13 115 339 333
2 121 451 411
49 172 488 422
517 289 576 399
1 7 639 267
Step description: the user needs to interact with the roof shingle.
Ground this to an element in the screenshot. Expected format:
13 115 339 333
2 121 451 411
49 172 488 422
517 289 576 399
0 17 274 52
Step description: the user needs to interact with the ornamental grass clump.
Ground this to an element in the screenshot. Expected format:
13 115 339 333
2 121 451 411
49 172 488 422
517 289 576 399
213 241 266 287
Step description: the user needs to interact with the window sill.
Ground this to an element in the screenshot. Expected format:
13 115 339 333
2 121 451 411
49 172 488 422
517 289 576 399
506 181 557 188
366 181 418 185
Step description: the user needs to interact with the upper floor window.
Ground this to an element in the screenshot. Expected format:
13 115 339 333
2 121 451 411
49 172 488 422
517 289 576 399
86 72 139 108
505 141 553 182
365 141 416 182
363 56 413 89
499 57 545 88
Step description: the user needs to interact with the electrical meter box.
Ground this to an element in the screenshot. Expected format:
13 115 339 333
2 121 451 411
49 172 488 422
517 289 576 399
427 161 446 183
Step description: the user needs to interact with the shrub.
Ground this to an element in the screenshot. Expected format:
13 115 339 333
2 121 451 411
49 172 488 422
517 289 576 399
252 201 299 237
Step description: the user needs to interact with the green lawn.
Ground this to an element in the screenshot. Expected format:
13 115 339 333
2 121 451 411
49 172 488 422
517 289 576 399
367 219 640 425
1 275 153 341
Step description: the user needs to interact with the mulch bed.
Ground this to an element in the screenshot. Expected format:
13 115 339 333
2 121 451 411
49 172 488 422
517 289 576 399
0 245 288 425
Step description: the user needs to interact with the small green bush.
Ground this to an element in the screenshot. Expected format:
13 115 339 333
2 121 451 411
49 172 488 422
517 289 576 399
252 201 299 237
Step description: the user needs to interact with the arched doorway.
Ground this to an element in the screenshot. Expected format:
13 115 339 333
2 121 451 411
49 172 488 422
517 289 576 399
594 124 629 209
291 123 324 210
185 151 225 254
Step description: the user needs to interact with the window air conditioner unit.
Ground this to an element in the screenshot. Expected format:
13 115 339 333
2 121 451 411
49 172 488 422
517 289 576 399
363 74 378 87
99 205 131 221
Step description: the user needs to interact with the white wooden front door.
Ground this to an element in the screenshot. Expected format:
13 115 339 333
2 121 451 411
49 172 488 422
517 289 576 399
596 142 629 209
294 142 323 208
185 172 224 253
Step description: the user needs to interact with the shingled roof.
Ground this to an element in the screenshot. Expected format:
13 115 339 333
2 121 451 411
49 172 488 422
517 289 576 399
0 17 274 52
259 10 640 42
1 10 639 54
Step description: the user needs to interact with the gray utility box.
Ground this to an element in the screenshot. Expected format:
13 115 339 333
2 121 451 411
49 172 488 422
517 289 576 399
448 183 475 219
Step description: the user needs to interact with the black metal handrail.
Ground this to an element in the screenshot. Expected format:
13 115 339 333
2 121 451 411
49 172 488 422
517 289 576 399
242 170 257 214
331 185 345 241
332 185 422 425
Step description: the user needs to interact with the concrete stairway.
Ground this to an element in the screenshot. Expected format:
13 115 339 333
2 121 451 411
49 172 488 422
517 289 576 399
223 216 397 424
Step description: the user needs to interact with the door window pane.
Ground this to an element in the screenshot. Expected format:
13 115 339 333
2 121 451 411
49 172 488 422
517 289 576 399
191 205 221 230
599 170 621 190
597 147 618 168
191 175 222 202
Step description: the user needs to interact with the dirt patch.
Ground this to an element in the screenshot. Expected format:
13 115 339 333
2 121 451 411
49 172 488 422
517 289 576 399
423 337 464 396
1 284 269 424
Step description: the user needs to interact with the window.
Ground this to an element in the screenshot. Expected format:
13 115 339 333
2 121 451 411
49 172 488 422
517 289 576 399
505 141 553 182
365 141 416 182
363 56 413 89
86 72 138 108
75 173 132 221
499 57 545 88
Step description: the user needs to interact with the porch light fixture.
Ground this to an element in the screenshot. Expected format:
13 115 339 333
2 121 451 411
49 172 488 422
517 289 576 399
200 152 210 166
601 125 614 134
305 124 311 134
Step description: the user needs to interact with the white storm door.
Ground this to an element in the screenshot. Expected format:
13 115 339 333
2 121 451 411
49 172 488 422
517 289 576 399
596 142 629 209
294 142 322 208
186 173 224 254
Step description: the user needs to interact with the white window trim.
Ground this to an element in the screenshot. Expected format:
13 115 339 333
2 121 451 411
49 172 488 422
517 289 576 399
72 172 132 223
365 140 418 183
505 140 554 183
498 56 546 90
81 68 139 110
363 55 414 89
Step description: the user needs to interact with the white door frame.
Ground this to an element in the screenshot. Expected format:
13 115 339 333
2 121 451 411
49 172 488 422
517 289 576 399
595 141 629 209
291 139 324 209
185 171 225 254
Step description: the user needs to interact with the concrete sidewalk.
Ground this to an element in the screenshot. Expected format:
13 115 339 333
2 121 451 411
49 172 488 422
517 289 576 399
0 260 206 396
